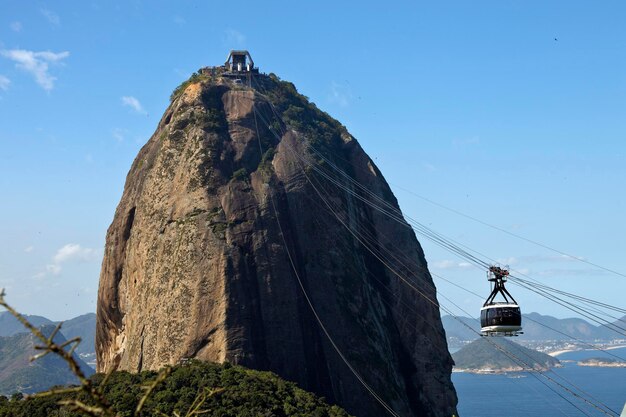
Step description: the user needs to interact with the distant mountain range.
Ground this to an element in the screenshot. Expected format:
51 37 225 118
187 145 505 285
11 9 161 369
442 313 626 346
0 311 95 354
1 310 623 394
0 310 96 395
0 325 94 395
452 337 560 373
0 313 52 337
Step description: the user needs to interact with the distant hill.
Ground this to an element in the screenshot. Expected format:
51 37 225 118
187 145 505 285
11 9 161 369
0 312 53 337
441 315 478 344
0 311 95 354
0 325 94 395
442 313 626 346
452 337 560 373
0 360 352 417
57 313 96 354
597 315 626 340
521 312 607 341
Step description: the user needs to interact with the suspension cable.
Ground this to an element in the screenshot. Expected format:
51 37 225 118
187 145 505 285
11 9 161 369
246 84 622 415
252 108 402 417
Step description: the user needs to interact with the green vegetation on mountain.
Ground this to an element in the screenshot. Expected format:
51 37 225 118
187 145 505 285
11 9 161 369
0 360 352 417
452 337 560 372
259 73 347 142
578 357 626 367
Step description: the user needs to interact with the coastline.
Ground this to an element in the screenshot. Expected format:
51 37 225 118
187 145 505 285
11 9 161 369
453 365 555 374
578 359 626 368
578 362 626 368
604 344 626 351
549 344 626 357
548 349 576 357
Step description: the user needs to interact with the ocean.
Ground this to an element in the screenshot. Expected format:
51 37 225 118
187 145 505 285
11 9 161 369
452 346 626 417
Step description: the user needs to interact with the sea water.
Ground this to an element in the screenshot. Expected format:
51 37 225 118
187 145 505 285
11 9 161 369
452 346 626 417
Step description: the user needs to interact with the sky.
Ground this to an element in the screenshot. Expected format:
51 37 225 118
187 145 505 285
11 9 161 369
0 1 624 322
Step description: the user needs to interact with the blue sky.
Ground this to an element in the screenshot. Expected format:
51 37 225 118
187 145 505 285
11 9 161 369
0 1 624 321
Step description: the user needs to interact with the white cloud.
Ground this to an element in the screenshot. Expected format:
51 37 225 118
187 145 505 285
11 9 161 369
496 257 519 266
0 49 69 91
223 29 246 46
40 9 60 26
500 254 586 266
24 246 34 253
542 254 586 263
53 243 98 264
10 21 22 32
35 243 99 278
431 260 473 270
422 162 436 172
121 96 146 114
112 128 127 142
173 15 186 25
0 278 16 292
452 137 480 147
536 268 606 278
0 75 9 91
328 81 352 107
46 263 62 276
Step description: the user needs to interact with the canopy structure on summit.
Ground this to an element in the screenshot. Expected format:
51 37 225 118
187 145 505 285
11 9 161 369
480 266 522 337
224 50 257 73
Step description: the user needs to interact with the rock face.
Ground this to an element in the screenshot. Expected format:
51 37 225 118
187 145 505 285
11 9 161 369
96 69 458 417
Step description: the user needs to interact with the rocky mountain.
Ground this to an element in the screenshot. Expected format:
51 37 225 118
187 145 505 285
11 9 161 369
0 325 94 395
96 67 458 417
452 337 560 373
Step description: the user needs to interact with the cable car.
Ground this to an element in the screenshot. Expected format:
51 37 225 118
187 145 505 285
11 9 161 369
480 266 522 336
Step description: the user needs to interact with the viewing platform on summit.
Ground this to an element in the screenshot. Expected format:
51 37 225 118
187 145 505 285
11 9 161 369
224 50 258 73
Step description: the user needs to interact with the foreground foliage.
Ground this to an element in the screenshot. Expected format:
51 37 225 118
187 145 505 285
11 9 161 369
0 360 352 417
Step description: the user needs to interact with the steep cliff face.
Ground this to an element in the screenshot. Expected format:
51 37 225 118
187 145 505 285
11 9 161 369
96 69 458 417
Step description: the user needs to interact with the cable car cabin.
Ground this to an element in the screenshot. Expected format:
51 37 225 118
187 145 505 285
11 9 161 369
480 266 523 336
480 303 522 336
